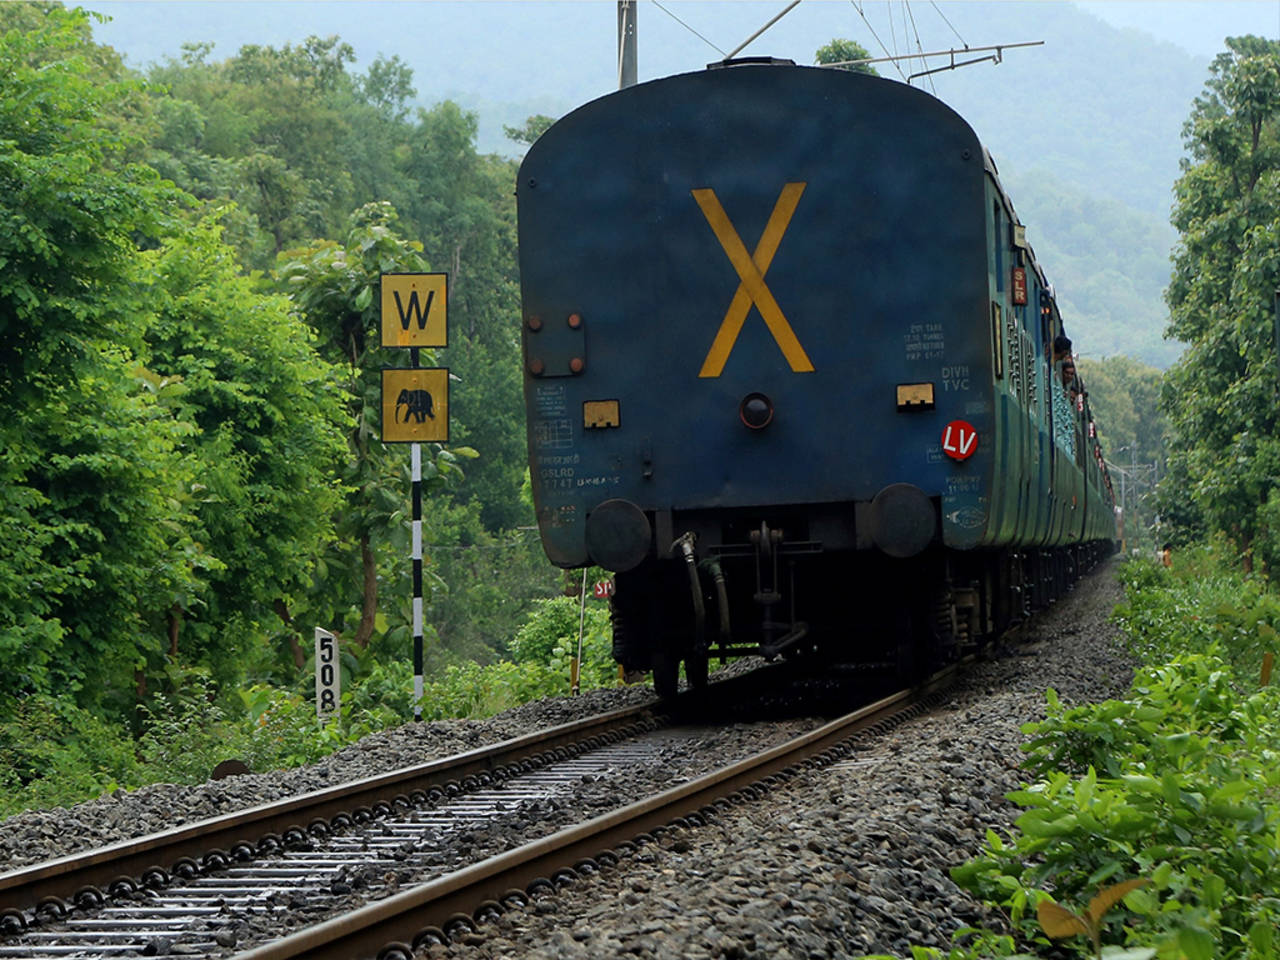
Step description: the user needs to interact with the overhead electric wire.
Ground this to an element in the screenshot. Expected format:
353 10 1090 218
651 0 726 57
724 0 802 60
903 0 937 94
929 0 968 48
851 1 909 81
887 0 899 61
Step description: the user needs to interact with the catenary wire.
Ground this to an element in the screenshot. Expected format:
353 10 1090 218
650 0 727 56
724 0 802 60
851 1 909 81
903 0 937 94
929 0 968 48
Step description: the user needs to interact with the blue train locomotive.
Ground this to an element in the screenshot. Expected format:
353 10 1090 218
517 60 1117 696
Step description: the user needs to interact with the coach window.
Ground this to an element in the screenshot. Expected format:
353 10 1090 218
992 201 1004 291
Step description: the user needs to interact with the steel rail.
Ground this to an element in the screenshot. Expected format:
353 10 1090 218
237 666 958 960
0 703 659 920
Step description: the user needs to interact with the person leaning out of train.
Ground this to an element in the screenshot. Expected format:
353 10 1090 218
1053 334 1072 365
1051 336 1077 455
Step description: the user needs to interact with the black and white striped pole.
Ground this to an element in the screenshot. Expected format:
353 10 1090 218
410 352 425 719
380 273 449 721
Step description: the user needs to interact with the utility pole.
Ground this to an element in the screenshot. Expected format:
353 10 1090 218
618 1 637 89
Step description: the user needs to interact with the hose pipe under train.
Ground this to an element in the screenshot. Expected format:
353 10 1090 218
672 532 706 653
701 556 731 645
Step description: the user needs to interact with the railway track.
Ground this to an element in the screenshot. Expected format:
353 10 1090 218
0 662 955 959
0 704 661 939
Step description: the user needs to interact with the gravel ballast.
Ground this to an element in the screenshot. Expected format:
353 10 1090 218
419 561 1132 959
0 686 661 871
2 561 1131 960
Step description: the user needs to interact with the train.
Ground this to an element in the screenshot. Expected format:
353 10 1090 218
516 59 1118 697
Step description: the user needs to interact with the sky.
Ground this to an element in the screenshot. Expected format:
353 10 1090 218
83 0 1280 156
82 0 1280 161
1078 0 1277 55
89 1 1280 82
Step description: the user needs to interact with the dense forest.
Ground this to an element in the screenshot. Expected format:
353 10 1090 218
0 4 577 806
6 2 1264 813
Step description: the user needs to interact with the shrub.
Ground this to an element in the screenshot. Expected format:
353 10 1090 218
0 694 140 816
948 554 1280 959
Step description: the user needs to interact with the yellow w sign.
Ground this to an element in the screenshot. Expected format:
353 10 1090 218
693 182 814 378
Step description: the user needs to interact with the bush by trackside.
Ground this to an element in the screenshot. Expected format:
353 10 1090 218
955 651 1280 958
886 551 1280 960
1 592 620 818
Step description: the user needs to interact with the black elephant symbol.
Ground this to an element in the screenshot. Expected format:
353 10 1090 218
396 388 435 424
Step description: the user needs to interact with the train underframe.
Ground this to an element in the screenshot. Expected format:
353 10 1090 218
609 523 1116 699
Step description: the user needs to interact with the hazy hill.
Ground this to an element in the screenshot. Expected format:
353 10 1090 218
87 0 1224 367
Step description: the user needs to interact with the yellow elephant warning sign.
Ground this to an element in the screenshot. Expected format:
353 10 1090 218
382 368 449 443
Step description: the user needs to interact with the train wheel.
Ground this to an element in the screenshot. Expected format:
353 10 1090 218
652 650 679 700
684 651 709 690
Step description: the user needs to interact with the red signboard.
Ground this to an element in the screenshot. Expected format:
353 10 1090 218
593 579 615 599
1011 267 1027 305
941 420 978 461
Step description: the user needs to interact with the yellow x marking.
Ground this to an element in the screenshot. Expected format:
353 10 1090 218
693 182 814 378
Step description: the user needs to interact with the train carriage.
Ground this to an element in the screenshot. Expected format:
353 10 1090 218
517 61 1116 695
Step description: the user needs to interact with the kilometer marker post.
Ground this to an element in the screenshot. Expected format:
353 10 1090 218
380 273 449 722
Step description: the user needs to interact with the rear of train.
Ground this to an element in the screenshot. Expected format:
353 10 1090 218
516 61 1106 691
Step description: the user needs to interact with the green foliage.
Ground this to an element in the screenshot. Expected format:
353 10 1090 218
503 113 555 146
144 34 388 265
814 38 878 75
0 694 140 817
949 555 1280 959
1112 550 1280 683
1161 36 1280 569
1075 356 1166 549
138 216 347 681
0 8 198 707
415 603 619 719
0 12 570 815
275 202 469 648
510 592 616 687
415 660 563 721
404 502 558 664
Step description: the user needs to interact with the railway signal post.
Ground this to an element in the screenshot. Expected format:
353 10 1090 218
380 272 449 720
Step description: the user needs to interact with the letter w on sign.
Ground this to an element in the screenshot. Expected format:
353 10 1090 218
693 182 815 378
394 288 434 331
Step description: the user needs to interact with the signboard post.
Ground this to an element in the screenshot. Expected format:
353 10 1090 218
381 272 449 721
315 627 340 721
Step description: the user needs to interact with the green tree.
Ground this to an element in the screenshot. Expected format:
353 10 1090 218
144 35 404 267
815 38 878 75
1162 36 1280 572
1078 356 1167 547
145 48 530 532
138 216 347 678
503 113 555 146
0 8 202 711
